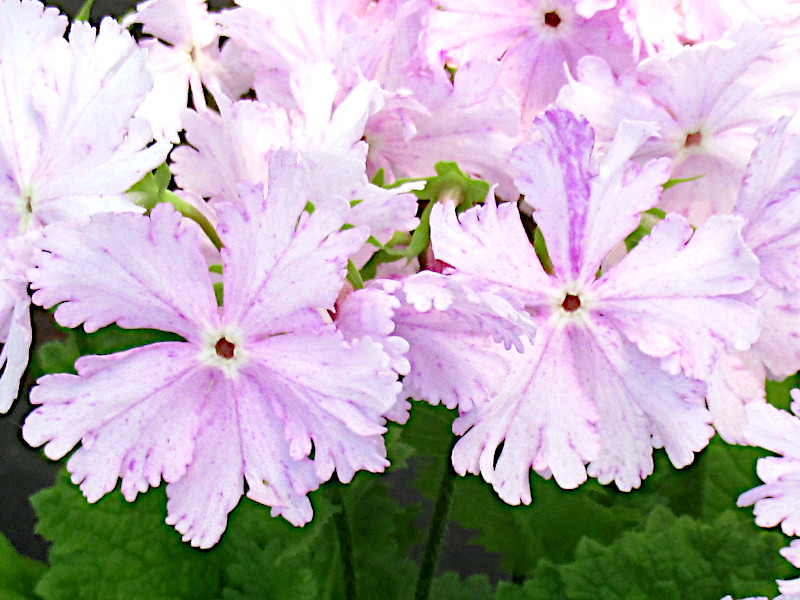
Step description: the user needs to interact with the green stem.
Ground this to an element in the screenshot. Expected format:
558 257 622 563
330 483 357 600
414 455 456 600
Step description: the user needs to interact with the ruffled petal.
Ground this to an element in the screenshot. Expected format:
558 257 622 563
165 379 244 548
451 324 599 504
512 110 670 283
217 151 367 335
30 204 217 340
593 214 760 379
243 325 399 483
23 343 202 501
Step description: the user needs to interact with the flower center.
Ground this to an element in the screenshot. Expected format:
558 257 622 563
561 293 581 312
215 337 235 359
684 131 702 147
543 11 561 27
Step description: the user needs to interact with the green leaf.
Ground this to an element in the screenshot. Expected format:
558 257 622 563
449 475 647 579
29 336 81 377
220 498 332 600
429 572 493 600
558 506 791 600
359 162 490 277
74 0 94 21
0 532 46 600
371 168 386 187
32 470 224 600
412 162 490 209
766 373 800 411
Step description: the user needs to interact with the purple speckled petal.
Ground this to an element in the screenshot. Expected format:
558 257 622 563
451 324 599 504
574 324 712 491
217 151 367 336
166 379 244 549
737 118 800 291
30 204 218 340
365 61 521 199
0 292 31 413
395 302 513 412
243 325 399 484
593 214 760 380
430 193 552 301
750 283 800 379
0 0 67 208
737 399 800 537
705 351 765 445
171 100 289 202
23 343 202 501
236 373 319 525
29 17 170 219
512 110 670 283
335 284 411 422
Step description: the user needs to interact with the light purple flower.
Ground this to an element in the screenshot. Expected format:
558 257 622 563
337 271 536 414
424 0 635 120
429 110 760 503
0 0 169 412
364 60 522 200
124 0 239 142
738 394 800 536
23 151 400 548
557 23 800 224
171 63 419 266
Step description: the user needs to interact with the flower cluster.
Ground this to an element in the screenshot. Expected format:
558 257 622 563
3 1 800 590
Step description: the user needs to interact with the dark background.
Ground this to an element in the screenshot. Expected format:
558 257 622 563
0 0 500 580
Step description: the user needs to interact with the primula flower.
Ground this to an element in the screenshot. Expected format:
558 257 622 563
124 0 238 142
423 0 635 120
0 0 169 412
23 151 400 548
736 395 800 597
557 23 800 224
336 271 537 415
429 110 760 503
171 62 419 267
364 60 522 200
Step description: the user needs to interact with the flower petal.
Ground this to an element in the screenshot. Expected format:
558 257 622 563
30 204 217 340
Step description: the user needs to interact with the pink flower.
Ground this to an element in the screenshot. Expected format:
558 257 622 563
0 0 169 412
557 23 800 224
364 61 522 200
124 0 240 141
23 151 400 548
171 63 419 267
429 110 759 503
424 0 636 120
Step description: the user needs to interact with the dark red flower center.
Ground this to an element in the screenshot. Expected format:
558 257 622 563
215 338 236 359
544 11 561 27
561 294 581 312
684 131 702 147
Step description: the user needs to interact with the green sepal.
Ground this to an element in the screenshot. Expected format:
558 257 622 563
532 227 553 274
662 174 704 191
347 259 365 290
